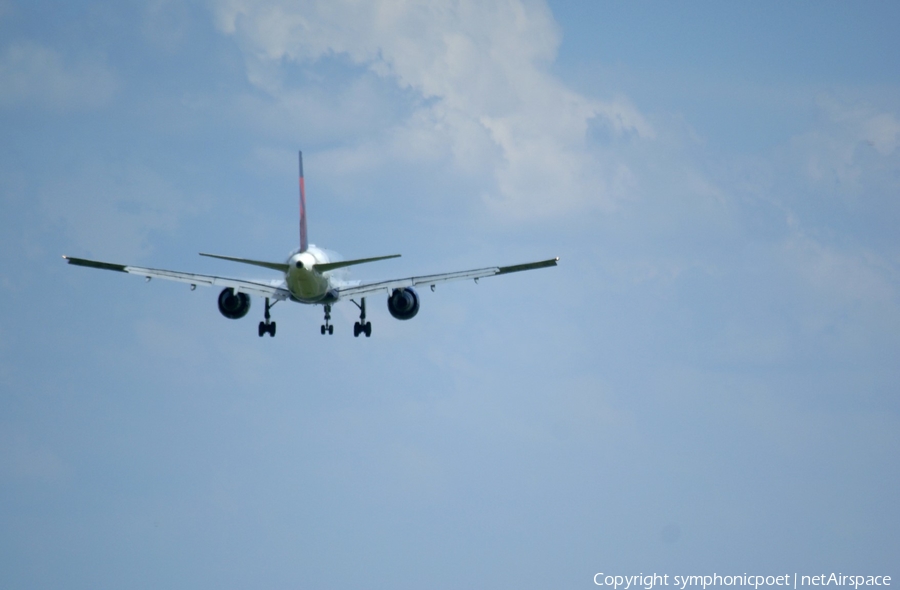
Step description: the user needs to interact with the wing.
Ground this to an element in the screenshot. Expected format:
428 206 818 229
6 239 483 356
334 257 559 299
62 256 291 300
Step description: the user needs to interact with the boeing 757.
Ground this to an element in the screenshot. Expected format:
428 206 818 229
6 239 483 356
63 152 558 337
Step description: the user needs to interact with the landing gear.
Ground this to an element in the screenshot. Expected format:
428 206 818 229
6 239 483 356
320 304 334 335
352 298 372 338
258 298 276 337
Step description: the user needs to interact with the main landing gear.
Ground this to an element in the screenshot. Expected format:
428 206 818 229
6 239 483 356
258 298 276 337
320 304 334 335
352 298 372 338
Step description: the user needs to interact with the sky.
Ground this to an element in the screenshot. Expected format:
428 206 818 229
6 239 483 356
1 1 899 588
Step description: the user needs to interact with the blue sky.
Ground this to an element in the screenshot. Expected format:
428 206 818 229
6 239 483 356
1 1 898 588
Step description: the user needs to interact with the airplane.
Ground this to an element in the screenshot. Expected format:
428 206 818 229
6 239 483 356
63 152 559 338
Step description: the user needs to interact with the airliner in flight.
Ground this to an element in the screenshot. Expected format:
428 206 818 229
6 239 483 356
63 152 558 337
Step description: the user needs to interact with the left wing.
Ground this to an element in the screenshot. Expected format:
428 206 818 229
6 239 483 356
62 256 291 300
334 257 559 299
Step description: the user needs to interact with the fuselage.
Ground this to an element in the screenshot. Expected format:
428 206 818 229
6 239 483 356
285 245 340 303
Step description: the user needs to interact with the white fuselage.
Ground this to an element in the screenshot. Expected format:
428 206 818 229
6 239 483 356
284 245 339 303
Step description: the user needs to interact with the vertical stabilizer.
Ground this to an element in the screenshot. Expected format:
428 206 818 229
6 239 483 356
298 151 308 252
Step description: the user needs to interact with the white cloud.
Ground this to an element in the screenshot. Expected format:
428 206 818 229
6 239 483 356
783 230 897 309
791 98 900 197
822 99 900 157
0 42 117 110
41 160 208 261
785 233 900 359
209 0 654 219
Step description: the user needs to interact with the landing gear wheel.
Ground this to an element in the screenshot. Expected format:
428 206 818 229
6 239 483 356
320 304 333 335
352 298 371 339
259 298 277 337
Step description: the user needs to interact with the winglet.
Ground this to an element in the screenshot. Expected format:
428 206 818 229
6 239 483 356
299 151 308 252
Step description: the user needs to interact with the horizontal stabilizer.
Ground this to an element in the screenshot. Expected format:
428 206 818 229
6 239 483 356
314 254 401 273
199 253 289 273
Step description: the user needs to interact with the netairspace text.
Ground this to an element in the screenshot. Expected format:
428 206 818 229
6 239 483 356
593 574 892 590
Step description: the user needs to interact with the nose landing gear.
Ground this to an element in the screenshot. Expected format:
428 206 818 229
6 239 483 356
258 297 276 337
320 304 334 335
352 298 372 338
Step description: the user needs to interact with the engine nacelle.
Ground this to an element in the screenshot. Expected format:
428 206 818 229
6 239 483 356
217 287 251 319
387 287 420 320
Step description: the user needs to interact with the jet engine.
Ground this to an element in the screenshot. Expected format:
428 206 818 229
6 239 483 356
217 287 251 319
387 287 420 320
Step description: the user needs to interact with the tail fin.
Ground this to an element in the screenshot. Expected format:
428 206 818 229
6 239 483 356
299 151 308 252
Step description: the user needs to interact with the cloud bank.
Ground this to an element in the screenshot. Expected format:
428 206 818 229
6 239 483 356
0 42 116 110
210 0 653 218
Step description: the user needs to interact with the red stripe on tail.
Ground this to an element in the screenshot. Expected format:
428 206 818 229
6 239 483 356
299 151 308 252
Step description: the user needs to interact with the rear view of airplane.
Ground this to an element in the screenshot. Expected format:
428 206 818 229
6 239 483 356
63 152 558 337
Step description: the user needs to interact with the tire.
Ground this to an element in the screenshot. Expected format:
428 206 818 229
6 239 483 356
320 325 326 335
269 322 276 337
328 325 334 335
364 322 372 337
258 322 265 337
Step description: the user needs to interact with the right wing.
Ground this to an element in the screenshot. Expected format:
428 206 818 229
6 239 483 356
62 256 291 300
335 257 559 299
